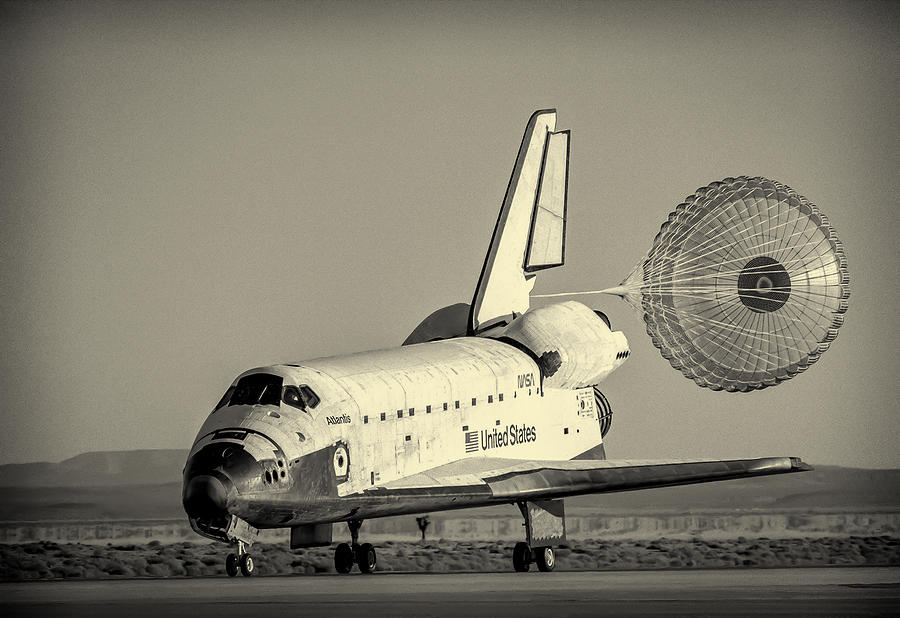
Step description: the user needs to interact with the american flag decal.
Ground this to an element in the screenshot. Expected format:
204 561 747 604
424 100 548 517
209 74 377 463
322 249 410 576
464 430 479 453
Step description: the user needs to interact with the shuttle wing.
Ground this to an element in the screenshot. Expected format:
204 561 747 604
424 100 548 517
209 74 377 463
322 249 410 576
368 456 810 504
469 110 570 334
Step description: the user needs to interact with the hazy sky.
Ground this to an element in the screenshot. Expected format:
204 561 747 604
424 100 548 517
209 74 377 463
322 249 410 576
1 1 897 468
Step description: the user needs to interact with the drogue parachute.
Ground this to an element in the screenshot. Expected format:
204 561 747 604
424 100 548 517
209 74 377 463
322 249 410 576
603 176 849 392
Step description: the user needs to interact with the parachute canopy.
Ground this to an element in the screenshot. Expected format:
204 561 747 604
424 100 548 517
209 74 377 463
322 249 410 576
614 176 849 392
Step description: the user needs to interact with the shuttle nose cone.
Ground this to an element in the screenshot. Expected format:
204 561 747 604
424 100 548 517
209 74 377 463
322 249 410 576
183 474 232 518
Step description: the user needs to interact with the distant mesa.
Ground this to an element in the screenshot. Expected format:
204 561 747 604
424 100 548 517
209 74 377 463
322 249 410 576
0 449 188 488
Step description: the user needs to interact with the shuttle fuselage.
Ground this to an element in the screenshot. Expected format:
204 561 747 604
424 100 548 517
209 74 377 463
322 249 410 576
184 301 628 539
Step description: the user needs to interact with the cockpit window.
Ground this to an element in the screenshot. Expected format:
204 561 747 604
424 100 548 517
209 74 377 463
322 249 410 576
299 385 320 409
282 386 304 409
282 384 320 410
258 381 282 406
228 373 284 407
214 386 235 411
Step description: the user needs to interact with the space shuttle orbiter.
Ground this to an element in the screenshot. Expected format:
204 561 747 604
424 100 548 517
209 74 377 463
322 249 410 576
182 110 809 578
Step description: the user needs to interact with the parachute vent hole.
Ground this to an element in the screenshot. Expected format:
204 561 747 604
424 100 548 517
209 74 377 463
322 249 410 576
737 256 791 313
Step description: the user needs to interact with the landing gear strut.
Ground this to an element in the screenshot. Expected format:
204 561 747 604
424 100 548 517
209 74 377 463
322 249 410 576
226 540 255 577
334 519 377 574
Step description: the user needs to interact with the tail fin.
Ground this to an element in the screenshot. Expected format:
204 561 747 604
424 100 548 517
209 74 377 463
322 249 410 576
469 110 569 335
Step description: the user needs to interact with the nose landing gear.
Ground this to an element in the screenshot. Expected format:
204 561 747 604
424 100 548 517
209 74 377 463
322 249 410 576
225 540 255 577
334 519 377 574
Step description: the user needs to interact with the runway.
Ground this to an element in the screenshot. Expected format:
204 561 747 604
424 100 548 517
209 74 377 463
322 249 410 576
2 568 898 617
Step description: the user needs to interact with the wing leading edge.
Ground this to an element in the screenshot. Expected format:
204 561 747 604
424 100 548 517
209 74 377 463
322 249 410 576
362 456 811 505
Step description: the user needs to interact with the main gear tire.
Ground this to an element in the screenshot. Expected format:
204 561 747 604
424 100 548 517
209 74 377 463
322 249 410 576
513 542 531 572
225 553 239 577
335 542 354 574
239 553 254 577
535 546 555 572
356 543 377 574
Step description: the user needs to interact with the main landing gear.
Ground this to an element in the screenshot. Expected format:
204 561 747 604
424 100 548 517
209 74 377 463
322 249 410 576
334 519 377 574
225 540 255 577
511 499 564 573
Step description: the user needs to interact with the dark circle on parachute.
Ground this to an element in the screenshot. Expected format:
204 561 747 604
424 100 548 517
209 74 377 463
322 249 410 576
737 256 791 313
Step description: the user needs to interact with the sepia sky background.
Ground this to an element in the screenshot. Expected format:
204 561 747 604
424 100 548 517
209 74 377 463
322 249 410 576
1 1 897 467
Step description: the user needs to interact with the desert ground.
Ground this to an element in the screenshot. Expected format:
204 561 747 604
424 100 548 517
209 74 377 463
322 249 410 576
2 536 898 580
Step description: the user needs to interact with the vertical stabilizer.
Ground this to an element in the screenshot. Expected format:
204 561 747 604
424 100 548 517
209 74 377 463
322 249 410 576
470 110 569 334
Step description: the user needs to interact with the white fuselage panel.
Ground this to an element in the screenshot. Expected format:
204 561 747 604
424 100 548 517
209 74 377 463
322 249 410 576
194 336 611 501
